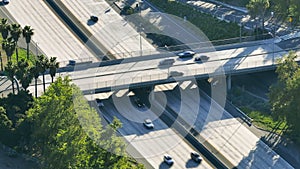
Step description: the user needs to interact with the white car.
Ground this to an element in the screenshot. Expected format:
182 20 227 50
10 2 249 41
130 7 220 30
177 50 195 58
163 154 174 165
3 0 10 4
143 119 154 129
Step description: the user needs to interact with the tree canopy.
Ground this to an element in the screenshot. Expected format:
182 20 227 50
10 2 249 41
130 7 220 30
26 76 144 169
269 51 300 142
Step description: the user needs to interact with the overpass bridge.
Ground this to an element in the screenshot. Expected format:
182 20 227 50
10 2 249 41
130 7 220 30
66 42 293 94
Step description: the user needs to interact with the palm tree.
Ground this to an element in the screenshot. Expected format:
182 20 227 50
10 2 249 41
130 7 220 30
10 23 22 62
4 61 17 94
2 37 16 61
16 58 33 91
37 55 49 92
22 25 34 60
49 57 59 83
0 18 10 40
31 63 41 98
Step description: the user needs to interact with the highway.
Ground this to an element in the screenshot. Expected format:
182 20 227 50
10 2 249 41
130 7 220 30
3 1 99 64
153 83 294 168
95 94 216 169
58 0 159 58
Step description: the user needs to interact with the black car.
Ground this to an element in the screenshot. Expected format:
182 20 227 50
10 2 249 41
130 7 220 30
95 98 104 107
134 97 145 108
194 55 209 62
191 152 202 163
90 16 99 22
3 0 9 4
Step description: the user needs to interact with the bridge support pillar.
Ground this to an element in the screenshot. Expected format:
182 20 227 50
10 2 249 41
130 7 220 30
149 86 155 101
227 75 231 91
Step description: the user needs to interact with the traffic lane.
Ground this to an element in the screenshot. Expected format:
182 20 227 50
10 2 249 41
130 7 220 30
98 95 214 168
155 83 293 168
61 0 158 58
67 43 273 83
5 1 98 63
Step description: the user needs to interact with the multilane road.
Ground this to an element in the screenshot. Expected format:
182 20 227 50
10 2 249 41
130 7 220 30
96 93 216 169
154 83 293 168
3 1 99 64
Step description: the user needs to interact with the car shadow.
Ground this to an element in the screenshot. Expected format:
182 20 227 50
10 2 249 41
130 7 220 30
177 57 193 61
157 64 172 69
185 159 200 168
159 162 173 169
87 19 96 26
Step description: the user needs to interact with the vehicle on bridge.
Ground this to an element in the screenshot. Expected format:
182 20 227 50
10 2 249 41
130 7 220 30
177 50 195 58
194 55 209 62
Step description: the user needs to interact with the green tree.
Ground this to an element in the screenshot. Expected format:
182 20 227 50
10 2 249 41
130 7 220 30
36 55 49 92
26 77 144 169
269 51 300 142
247 0 270 32
49 57 59 83
0 106 13 145
4 61 17 94
16 58 33 90
2 37 16 61
0 18 10 40
31 63 42 98
10 23 22 62
22 25 34 60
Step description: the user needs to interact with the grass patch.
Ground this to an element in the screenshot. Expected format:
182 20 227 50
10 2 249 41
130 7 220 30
228 87 287 134
240 107 287 133
215 0 250 7
148 0 246 43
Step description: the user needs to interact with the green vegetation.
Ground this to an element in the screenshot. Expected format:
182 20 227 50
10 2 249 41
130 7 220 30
215 0 250 7
241 107 287 132
227 87 288 133
148 0 241 42
269 51 300 143
0 77 145 168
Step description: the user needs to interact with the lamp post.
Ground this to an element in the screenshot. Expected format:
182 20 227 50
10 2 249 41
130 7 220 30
36 41 38 56
139 23 143 57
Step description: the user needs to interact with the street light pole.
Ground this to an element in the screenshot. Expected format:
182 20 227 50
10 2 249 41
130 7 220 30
36 41 38 57
139 24 142 57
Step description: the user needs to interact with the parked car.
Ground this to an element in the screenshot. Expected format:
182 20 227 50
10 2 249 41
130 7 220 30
191 152 202 163
163 154 174 165
90 15 99 22
194 55 209 62
169 71 183 78
3 0 10 4
159 58 175 66
143 119 154 129
177 50 195 58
